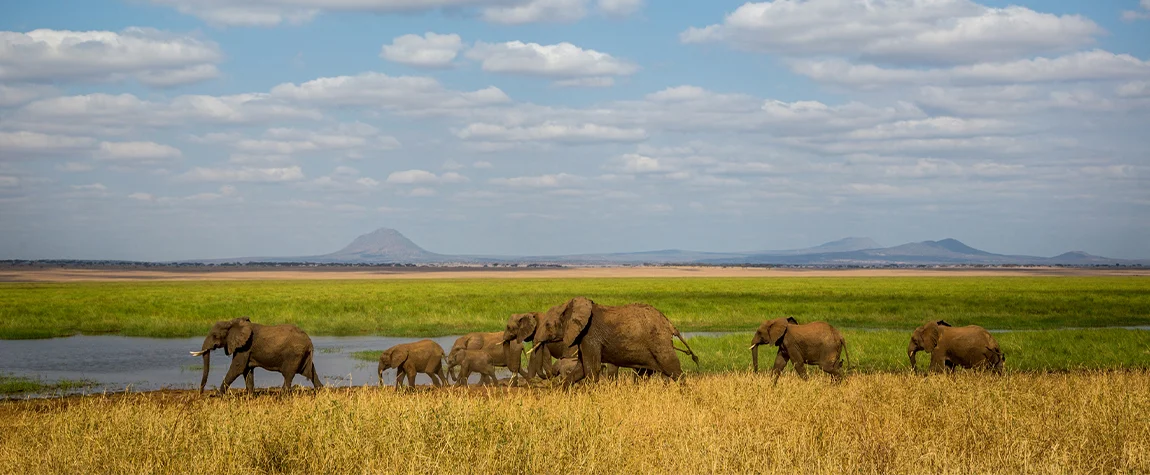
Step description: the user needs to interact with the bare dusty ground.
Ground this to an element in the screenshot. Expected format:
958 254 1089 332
1 265 1146 282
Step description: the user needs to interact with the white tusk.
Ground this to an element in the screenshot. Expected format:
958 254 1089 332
525 345 536 355
190 350 207 356
748 345 756 351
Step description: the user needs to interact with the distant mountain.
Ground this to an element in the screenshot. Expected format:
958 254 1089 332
190 228 1145 267
322 228 446 263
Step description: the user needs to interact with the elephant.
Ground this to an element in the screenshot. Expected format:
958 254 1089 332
501 311 573 382
909 320 1004 374
189 317 323 393
447 349 498 387
509 297 700 388
377 339 448 389
749 317 848 384
446 332 528 382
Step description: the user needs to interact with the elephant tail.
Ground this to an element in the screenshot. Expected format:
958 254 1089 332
673 331 700 367
841 338 852 374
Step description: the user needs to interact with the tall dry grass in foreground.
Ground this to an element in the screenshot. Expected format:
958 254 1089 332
2 372 1148 474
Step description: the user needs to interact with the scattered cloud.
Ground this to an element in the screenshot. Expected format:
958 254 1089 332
0 28 221 86
489 173 584 188
790 50 1150 88
682 0 1100 65
269 72 510 116
1122 0 1150 21
385 169 470 185
95 141 182 164
598 0 642 17
481 0 588 25
179 166 304 183
0 131 95 157
380 32 463 69
456 122 647 143
466 41 638 81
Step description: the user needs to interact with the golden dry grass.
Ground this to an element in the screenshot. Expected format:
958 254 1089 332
2 371 1148 474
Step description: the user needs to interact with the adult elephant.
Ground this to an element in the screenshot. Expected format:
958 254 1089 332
502 311 573 382
446 332 528 382
749 317 848 384
510 297 699 387
189 317 323 393
909 320 1004 374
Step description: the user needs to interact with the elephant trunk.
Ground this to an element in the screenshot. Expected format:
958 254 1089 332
750 344 760 373
199 351 210 392
526 343 545 379
908 344 919 373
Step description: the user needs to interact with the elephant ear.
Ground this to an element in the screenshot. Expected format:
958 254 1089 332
921 322 942 351
389 347 410 370
562 297 595 348
516 313 538 344
225 318 253 356
766 318 789 346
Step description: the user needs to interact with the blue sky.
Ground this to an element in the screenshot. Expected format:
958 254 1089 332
1 0 1148 260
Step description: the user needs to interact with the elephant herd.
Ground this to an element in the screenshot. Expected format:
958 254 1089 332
190 298 1005 393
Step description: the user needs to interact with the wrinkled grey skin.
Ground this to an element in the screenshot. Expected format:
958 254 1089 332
749 317 848 384
378 339 448 389
447 349 498 387
909 320 1004 374
191 317 323 393
446 332 528 383
501 311 570 384
507 297 699 388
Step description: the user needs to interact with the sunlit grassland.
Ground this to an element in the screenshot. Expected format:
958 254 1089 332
1 372 1147 474
2 276 1147 339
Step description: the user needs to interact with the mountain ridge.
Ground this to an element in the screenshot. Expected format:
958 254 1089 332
189 227 1146 266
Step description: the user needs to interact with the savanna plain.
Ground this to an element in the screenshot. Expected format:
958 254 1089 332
1 271 1149 473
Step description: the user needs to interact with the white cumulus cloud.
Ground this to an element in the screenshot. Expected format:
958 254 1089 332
598 0 642 16
380 32 464 68
385 169 470 185
95 141 182 163
0 28 221 86
482 0 588 24
180 166 304 183
466 41 638 79
682 0 1100 65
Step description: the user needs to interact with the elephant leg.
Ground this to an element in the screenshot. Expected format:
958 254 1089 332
457 361 471 387
929 350 947 374
393 368 403 390
819 359 843 383
280 369 294 392
406 367 417 387
582 345 603 384
653 348 684 381
562 360 586 390
220 357 248 394
770 349 788 386
244 369 255 392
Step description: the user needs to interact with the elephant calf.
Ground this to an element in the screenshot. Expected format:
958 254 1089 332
910 320 1004 374
378 339 448 389
749 317 849 384
448 349 498 387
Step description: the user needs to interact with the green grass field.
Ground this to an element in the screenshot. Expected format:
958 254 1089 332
0 375 94 395
2 277 1148 339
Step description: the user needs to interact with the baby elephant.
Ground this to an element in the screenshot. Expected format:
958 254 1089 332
378 339 448 389
909 320 1004 374
749 317 849 383
448 349 498 387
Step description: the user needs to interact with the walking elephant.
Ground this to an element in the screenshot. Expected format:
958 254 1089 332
512 297 699 388
189 317 323 393
448 349 498 387
909 320 1004 374
501 311 572 382
749 317 848 383
378 339 448 389
446 332 528 382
